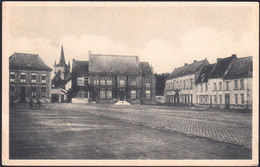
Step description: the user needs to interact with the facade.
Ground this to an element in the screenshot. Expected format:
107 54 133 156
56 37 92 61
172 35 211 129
195 54 253 109
9 53 52 103
71 53 155 104
165 59 209 105
50 46 71 102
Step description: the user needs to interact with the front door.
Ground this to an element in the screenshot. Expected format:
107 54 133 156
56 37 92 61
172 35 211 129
225 94 230 109
20 87 26 102
210 95 212 107
118 90 125 101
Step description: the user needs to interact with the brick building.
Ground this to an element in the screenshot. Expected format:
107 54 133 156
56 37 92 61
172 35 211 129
71 53 155 104
9 53 52 103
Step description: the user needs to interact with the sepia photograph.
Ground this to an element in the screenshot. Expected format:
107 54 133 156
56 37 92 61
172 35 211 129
2 2 259 166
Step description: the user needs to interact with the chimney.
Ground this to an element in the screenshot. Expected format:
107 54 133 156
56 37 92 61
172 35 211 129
231 54 237 58
184 63 188 66
217 58 221 61
151 65 154 74
193 60 197 63
88 50 91 55
73 59 75 62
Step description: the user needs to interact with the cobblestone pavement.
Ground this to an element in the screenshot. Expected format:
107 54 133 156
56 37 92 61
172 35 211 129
9 103 252 159
64 103 252 149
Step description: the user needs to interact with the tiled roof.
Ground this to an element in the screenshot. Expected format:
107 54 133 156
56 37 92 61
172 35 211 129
224 56 252 79
196 63 216 84
89 54 140 75
140 62 153 76
72 60 89 74
167 59 208 80
208 55 236 79
9 53 52 71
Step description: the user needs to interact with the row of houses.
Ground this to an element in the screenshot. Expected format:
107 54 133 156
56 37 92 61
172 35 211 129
9 46 155 104
164 54 253 109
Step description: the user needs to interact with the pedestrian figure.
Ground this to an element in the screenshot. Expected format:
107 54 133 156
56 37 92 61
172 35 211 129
36 99 42 109
29 98 33 110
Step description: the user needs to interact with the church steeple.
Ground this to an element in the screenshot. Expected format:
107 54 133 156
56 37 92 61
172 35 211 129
59 45 65 65
54 60 56 66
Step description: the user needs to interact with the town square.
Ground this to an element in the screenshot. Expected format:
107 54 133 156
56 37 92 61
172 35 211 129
2 2 258 166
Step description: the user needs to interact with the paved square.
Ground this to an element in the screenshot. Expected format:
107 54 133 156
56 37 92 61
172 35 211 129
10 103 251 159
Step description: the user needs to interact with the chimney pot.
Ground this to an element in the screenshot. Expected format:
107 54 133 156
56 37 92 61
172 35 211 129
184 63 188 66
193 60 197 63
217 58 221 61
232 54 237 58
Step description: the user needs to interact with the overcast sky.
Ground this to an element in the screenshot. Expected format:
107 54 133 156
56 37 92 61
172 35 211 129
4 2 259 73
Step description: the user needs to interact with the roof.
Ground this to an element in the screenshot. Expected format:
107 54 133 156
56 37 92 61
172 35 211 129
208 55 236 79
224 56 252 79
72 60 89 74
140 62 153 76
167 59 208 80
89 54 140 75
9 53 52 71
196 63 216 84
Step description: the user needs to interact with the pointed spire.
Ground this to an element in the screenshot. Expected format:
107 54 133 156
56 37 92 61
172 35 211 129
54 60 56 66
59 45 65 65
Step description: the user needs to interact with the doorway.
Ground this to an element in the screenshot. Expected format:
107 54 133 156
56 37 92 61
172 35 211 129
225 94 230 109
118 90 125 101
20 87 26 102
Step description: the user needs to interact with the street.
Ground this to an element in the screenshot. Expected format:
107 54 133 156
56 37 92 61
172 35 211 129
9 103 252 159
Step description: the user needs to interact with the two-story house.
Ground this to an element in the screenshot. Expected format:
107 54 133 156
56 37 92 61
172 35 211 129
165 59 209 105
9 53 52 103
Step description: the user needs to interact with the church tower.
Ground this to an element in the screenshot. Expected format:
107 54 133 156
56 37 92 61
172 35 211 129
54 45 70 80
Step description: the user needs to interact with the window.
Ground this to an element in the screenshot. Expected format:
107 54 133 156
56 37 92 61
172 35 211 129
205 83 208 91
146 90 151 99
241 94 245 104
31 73 36 83
205 96 208 104
180 81 182 89
131 90 136 99
146 83 150 88
234 94 238 104
100 80 106 85
240 79 244 90
219 82 222 90
183 80 186 89
107 78 112 85
200 84 203 92
107 90 112 98
214 95 217 104
84 77 88 85
84 91 88 98
21 72 26 82
226 81 230 90
130 80 136 86
219 95 222 104
119 80 125 86
94 79 99 85
41 88 46 98
196 95 198 103
77 77 84 86
214 82 217 90
234 80 238 89
31 87 36 97
78 90 84 99
10 72 15 82
100 90 105 99
41 74 46 83
190 79 193 89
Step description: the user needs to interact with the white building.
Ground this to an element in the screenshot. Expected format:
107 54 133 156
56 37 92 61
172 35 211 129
165 59 209 105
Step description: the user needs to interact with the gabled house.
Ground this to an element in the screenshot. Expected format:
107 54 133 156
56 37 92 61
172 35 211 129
165 59 209 105
71 53 155 104
194 54 253 109
9 53 52 103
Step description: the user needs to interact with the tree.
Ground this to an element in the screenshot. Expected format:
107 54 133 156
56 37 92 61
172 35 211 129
154 72 170 96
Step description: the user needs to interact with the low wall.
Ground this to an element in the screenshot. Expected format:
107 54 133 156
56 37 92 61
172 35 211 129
72 98 88 103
